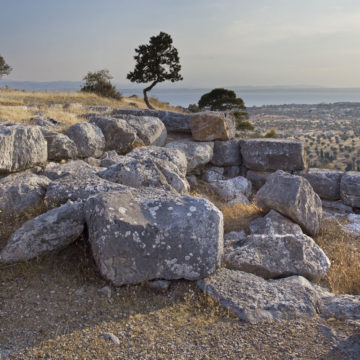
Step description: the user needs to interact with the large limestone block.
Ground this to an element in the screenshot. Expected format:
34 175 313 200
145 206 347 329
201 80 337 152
190 112 235 141
300 168 343 201
84 190 223 286
240 138 306 171
89 116 139 153
0 124 47 173
0 172 50 249
166 139 214 173
0 202 85 263
113 114 167 146
127 146 187 177
256 170 322 236
98 155 189 194
66 122 105 158
211 140 242 166
42 130 78 161
224 233 330 281
197 268 321 323
340 171 360 207
111 108 191 133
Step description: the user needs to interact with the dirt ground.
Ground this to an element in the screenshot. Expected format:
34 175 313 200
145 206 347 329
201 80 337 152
1 238 359 360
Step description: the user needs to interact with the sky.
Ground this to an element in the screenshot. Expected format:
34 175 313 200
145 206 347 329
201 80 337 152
1 0 360 88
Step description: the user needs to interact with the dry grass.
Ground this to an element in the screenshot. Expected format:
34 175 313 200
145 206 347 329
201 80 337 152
190 180 263 233
315 219 360 295
0 89 183 126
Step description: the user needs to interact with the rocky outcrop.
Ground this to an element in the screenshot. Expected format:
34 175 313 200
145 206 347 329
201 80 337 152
66 122 105 158
190 112 235 141
89 116 139 153
224 233 330 281
166 140 214 173
42 130 78 161
111 108 191 133
209 176 251 203
0 124 48 174
112 114 167 146
0 171 50 249
84 189 223 286
211 140 242 166
197 268 321 323
0 201 85 263
300 168 343 201
340 171 360 208
98 155 189 194
240 139 306 171
256 170 322 236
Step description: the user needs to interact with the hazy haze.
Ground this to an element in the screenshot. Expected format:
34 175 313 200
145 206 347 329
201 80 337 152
1 0 360 87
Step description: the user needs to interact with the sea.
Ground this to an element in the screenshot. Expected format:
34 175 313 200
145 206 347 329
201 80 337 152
2 81 360 107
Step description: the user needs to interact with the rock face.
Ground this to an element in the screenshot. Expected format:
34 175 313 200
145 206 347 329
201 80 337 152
240 139 306 171
111 108 191 133
190 112 235 141
66 122 105 158
249 210 303 236
98 155 189 194
256 170 322 236
197 268 321 323
0 172 50 249
300 168 343 201
0 124 48 174
320 294 360 321
166 140 214 173
84 190 223 286
340 171 360 207
42 130 78 161
0 202 85 263
209 176 251 203
224 233 330 281
89 116 139 153
113 114 167 146
211 140 242 166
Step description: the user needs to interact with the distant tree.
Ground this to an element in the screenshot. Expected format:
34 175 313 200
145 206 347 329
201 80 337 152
198 88 247 115
127 32 183 109
232 110 254 131
81 69 122 100
0 55 12 79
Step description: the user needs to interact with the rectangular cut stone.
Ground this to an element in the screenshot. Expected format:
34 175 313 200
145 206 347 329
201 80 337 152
240 138 306 171
340 171 360 207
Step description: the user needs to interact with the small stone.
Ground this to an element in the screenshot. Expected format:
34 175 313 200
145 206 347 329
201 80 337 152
101 332 120 345
98 285 112 298
147 280 171 291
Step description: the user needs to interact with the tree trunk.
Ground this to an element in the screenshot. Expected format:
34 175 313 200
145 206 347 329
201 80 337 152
143 80 158 110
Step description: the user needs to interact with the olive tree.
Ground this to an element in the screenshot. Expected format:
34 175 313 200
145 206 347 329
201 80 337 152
127 32 183 109
0 55 12 79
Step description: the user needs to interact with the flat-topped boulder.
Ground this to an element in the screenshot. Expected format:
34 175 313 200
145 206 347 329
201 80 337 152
111 108 191 133
66 122 105 158
166 139 214 173
240 138 306 171
197 268 321 323
299 168 343 201
256 170 322 236
0 124 47 174
0 171 50 249
340 171 360 208
84 189 223 286
190 112 236 141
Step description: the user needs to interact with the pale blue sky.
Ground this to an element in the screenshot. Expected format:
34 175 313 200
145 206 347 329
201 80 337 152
1 0 360 87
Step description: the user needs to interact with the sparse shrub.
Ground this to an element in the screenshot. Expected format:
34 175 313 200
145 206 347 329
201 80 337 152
0 55 12 79
81 69 122 100
264 129 277 138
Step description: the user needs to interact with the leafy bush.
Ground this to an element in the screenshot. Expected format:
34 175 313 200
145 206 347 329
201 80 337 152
81 70 122 100
198 88 247 112
264 129 277 138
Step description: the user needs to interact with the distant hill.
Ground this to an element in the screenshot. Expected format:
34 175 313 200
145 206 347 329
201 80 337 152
0 81 83 92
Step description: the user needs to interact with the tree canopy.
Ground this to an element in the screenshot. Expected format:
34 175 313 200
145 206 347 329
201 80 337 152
0 55 12 79
81 69 122 100
198 88 246 112
127 32 183 109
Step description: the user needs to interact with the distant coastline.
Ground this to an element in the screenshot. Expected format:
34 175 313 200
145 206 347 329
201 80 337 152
1 80 360 107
